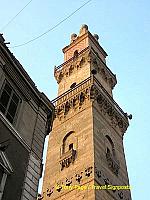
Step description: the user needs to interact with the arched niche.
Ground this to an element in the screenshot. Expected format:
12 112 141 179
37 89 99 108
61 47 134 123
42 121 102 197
73 50 78 58
105 135 115 157
61 131 77 155
60 131 77 170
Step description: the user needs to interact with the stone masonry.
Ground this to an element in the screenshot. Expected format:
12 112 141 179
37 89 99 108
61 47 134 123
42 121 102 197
41 25 132 200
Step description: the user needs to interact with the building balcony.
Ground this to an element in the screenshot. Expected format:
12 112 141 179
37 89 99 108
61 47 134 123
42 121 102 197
106 152 120 176
60 149 76 170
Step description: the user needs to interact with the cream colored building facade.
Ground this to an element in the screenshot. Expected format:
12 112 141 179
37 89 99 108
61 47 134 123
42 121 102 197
42 25 132 200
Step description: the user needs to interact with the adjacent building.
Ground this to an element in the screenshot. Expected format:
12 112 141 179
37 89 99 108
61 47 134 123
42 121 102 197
0 34 54 200
42 25 132 200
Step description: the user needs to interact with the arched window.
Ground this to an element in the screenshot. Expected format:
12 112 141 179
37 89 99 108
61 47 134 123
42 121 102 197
105 135 115 158
73 50 78 58
60 131 77 170
62 131 77 154
69 143 73 150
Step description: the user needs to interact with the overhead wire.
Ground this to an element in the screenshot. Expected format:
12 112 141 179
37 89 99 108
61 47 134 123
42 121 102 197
0 0 33 32
9 0 92 48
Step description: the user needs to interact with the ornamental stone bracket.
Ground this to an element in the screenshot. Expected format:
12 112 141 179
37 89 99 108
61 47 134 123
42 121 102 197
52 76 92 121
55 89 90 119
90 48 117 90
93 85 129 133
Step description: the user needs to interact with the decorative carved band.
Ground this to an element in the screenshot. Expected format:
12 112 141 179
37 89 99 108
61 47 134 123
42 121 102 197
54 46 116 90
91 80 129 133
52 76 128 133
39 165 131 200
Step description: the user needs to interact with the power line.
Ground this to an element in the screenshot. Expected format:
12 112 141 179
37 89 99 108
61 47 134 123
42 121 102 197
0 0 33 32
10 0 92 48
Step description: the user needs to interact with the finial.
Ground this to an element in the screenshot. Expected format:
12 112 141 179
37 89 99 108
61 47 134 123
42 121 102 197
79 24 88 35
81 24 88 30
70 33 77 43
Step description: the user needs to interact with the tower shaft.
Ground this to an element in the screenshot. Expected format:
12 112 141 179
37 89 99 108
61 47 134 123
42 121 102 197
42 25 131 200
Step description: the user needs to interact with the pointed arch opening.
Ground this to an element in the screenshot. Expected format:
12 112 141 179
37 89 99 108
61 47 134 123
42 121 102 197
60 131 77 170
105 135 120 176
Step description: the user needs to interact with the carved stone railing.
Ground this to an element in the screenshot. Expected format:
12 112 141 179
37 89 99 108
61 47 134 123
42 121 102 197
60 149 76 170
54 47 89 71
52 76 91 107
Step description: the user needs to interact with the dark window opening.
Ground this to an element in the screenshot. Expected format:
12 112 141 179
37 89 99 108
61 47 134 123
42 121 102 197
91 69 97 75
70 82 76 89
73 50 78 58
69 143 73 150
0 82 20 124
107 147 110 154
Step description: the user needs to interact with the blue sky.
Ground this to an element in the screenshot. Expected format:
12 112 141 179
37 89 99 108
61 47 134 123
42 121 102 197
0 0 150 199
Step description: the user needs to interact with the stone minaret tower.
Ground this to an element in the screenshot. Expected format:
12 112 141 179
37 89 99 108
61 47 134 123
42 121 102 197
41 25 132 200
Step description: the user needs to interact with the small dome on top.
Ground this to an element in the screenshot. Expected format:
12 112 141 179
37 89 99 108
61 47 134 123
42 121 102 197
70 33 77 43
71 33 77 38
79 24 88 36
81 24 88 30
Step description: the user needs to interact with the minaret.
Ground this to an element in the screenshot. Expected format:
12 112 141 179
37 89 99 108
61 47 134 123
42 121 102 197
41 25 132 200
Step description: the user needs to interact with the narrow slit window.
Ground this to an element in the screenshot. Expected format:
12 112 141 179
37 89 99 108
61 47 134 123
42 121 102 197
69 143 73 150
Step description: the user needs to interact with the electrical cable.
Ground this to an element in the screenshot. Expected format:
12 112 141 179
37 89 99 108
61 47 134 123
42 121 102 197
9 0 92 48
0 0 33 32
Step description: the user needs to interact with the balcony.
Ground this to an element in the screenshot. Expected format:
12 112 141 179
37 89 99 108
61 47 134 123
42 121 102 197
60 149 76 170
106 152 120 176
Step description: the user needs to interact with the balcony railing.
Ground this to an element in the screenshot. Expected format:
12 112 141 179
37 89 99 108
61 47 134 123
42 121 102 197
106 152 120 176
60 149 76 170
54 47 89 71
